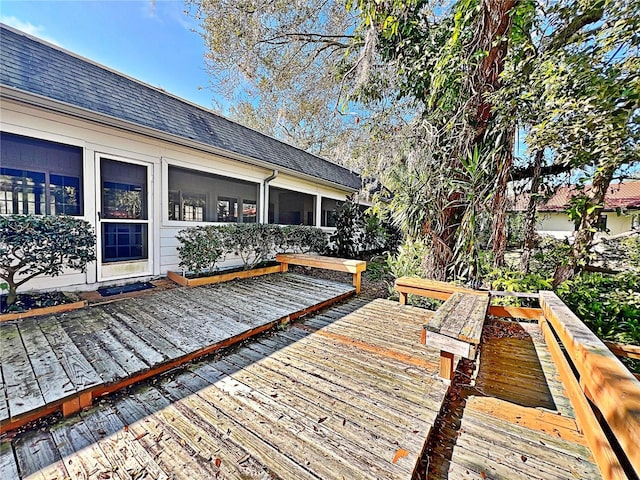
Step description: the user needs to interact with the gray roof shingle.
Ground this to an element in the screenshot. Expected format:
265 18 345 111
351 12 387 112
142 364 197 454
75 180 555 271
0 25 361 190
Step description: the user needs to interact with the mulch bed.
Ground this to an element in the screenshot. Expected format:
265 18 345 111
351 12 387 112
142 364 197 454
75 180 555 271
1 291 76 314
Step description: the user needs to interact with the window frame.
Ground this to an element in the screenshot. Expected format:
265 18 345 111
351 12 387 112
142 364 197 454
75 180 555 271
164 161 260 225
0 132 84 216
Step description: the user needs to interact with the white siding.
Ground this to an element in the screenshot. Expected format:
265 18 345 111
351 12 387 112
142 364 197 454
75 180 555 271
2 99 355 292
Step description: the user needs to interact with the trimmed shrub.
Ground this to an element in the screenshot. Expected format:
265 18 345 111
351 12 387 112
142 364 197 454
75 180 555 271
176 224 328 272
0 215 96 306
176 226 224 275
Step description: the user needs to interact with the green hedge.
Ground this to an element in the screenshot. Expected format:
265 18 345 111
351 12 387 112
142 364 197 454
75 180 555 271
176 224 327 274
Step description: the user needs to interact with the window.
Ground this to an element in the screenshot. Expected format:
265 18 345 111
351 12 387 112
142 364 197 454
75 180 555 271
168 165 259 223
217 197 238 222
596 214 608 232
0 132 83 215
242 200 257 223
102 224 147 261
269 186 316 226
321 198 341 227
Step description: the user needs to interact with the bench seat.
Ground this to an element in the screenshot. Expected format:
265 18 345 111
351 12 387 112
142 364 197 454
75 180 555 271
276 253 367 293
395 276 487 303
420 291 490 380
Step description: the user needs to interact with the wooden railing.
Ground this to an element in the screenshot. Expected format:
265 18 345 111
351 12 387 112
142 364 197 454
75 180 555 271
539 291 640 480
394 277 640 480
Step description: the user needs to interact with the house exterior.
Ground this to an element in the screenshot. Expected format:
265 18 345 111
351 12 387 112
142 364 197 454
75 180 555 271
0 25 362 292
512 180 640 239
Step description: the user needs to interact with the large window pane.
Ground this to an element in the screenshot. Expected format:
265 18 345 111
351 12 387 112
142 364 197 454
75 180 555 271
168 165 259 223
101 159 147 220
50 174 82 215
269 186 316 226
0 132 83 215
102 223 148 262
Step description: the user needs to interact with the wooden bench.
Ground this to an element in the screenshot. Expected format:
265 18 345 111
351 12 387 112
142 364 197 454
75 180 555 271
395 276 542 320
395 276 487 303
420 291 490 381
276 253 367 294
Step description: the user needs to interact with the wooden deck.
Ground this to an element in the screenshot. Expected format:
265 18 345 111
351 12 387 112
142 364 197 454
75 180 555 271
429 320 602 480
0 273 354 431
0 279 607 479
2 298 450 480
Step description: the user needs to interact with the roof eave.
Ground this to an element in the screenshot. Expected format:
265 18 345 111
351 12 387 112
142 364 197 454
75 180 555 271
1 86 360 193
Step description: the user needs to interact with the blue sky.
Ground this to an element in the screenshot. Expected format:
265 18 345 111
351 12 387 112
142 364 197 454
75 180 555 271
1 0 220 110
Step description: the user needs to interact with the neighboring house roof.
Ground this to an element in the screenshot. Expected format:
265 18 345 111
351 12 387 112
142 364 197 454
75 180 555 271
510 180 640 212
0 24 361 191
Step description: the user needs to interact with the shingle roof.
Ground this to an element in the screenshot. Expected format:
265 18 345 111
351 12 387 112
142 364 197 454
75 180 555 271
510 180 640 212
0 25 361 190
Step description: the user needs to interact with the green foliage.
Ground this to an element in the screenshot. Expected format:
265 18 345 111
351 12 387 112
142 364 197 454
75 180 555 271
0 215 96 305
386 238 441 308
557 271 640 348
363 256 390 283
329 194 364 258
176 224 328 273
487 269 553 294
280 225 327 254
620 235 640 266
484 267 552 306
530 236 573 278
220 224 279 270
176 226 224 275
386 238 430 280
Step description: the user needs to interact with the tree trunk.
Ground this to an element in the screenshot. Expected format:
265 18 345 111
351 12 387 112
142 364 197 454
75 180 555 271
520 150 544 273
492 127 515 268
552 165 616 287
425 0 517 281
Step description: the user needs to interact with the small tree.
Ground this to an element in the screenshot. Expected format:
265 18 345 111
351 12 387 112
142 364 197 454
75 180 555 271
0 215 96 306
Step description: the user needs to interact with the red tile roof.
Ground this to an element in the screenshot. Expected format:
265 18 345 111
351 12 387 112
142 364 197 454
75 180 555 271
511 180 640 212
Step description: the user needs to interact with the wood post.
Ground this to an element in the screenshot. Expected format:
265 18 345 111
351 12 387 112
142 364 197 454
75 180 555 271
398 291 407 305
280 262 289 273
439 351 454 381
352 273 361 294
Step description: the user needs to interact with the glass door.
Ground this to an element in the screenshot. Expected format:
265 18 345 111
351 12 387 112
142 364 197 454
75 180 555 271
97 156 152 280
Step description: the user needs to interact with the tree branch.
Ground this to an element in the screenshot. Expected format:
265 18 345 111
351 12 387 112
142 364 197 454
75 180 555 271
545 7 604 52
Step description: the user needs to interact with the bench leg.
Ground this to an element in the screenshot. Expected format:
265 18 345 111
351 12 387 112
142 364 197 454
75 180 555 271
439 351 454 381
398 291 407 305
353 273 361 294
280 262 289 273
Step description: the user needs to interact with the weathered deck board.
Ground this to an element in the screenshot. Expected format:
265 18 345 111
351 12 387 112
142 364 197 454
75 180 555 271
100 301 185 360
50 415 121 480
0 324 46 418
453 398 600 480
113 390 229 480
37 316 103 390
476 327 558 410
6 295 445 480
13 430 67 480
80 405 168 480
0 441 19 480
436 320 601 480
17 318 77 405
0 273 354 429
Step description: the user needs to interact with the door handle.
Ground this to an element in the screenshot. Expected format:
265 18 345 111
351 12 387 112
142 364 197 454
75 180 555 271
97 211 101 221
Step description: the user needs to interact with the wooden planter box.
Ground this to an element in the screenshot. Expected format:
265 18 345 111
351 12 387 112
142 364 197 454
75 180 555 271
0 299 87 322
167 264 283 288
